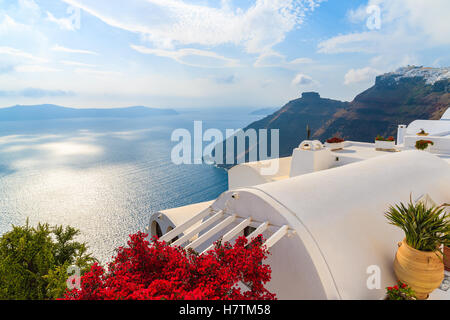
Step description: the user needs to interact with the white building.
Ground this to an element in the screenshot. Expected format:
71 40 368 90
148 108 450 300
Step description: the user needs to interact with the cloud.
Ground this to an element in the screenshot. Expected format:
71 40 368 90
318 0 450 55
74 68 121 77
254 51 313 68
291 73 314 86
344 67 379 85
0 46 47 63
215 75 236 84
52 45 98 55
131 45 239 68
0 88 75 98
46 11 78 31
5 0 41 24
15 65 61 73
62 0 322 53
60 60 97 68
318 31 383 54
0 13 47 51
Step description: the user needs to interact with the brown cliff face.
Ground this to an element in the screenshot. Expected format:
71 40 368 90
317 76 449 143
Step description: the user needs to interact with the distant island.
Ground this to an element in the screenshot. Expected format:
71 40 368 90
249 108 279 116
0 104 178 121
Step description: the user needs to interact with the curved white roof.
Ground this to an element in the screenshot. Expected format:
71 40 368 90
406 119 450 137
220 150 450 299
150 150 450 299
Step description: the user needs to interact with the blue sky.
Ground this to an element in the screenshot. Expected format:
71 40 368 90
0 0 449 109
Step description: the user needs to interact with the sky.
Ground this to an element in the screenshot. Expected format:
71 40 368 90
0 0 449 109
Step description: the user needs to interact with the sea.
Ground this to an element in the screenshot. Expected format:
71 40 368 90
0 108 261 262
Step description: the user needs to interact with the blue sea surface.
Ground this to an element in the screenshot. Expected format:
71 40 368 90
0 109 260 262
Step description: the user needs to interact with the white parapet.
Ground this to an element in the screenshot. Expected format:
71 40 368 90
228 156 292 189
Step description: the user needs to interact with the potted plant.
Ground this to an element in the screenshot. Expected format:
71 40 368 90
417 128 429 136
324 137 345 151
415 139 434 151
385 281 416 300
375 135 396 150
385 199 450 299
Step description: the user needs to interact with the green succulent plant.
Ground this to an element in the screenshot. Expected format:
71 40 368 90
385 199 450 253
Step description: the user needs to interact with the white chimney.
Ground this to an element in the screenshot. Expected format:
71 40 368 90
290 140 334 177
397 125 407 145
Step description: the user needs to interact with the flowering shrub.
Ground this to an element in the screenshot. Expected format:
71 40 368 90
326 137 345 144
386 282 416 300
63 232 276 300
375 135 395 142
415 140 434 150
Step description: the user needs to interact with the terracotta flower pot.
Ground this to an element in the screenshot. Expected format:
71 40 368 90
444 246 450 272
394 239 444 300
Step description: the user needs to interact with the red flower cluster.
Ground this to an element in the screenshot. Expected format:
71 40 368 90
415 139 434 150
326 137 345 144
386 281 415 300
63 232 276 300
375 135 395 141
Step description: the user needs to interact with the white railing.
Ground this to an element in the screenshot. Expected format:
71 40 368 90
159 207 214 243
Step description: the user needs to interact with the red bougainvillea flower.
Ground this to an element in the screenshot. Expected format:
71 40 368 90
62 232 276 300
326 137 345 144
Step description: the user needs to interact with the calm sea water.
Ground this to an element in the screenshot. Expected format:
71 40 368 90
0 109 260 262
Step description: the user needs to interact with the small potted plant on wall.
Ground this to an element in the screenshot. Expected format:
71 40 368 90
417 128 429 136
375 135 395 150
385 281 416 300
325 137 345 151
385 199 450 299
415 139 434 151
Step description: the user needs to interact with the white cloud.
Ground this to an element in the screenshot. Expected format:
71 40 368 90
318 0 450 83
344 67 379 85
131 45 239 68
292 73 314 86
60 60 97 68
0 14 47 50
62 0 322 54
74 68 121 77
254 51 313 68
318 31 382 54
0 46 47 63
46 11 76 31
290 57 314 64
319 0 450 55
15 65 61 73
52 45 98 55
7 0 41 24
